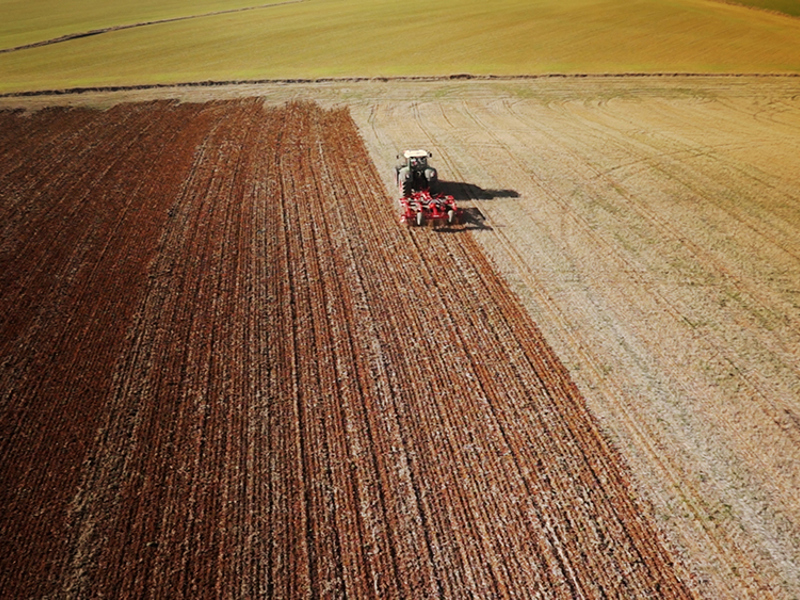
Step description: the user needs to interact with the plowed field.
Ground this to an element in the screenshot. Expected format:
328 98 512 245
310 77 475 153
1 99 695 598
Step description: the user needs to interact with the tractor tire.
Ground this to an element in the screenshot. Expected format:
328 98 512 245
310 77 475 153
402 180 412 198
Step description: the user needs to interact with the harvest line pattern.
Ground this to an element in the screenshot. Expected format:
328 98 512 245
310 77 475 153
0 99 695 598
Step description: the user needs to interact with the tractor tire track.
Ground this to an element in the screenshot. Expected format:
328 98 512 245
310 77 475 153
322 104 695 598
488 94 800 569
405 100 697 597
453 97 786 598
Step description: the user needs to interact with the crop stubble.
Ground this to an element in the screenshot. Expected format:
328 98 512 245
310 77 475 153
349 78 800 599
1 99 694 597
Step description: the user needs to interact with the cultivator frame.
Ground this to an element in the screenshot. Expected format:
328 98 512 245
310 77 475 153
400 190 461 227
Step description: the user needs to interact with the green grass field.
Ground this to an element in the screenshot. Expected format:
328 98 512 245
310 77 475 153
1 0 800 94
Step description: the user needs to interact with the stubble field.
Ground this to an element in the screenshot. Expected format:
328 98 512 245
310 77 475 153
1 97 698 598
348 76 800 598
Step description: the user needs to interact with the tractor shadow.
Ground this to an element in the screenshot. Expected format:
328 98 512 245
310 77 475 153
434 181 519 231
436 181 519 202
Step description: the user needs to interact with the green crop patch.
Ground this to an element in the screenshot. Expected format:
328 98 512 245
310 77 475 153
1 0 800 94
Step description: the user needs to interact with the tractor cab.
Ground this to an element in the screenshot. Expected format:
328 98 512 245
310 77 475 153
404 149 430 171
396 149 438 196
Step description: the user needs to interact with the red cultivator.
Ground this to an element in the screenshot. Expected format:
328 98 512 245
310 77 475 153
400 190 461 227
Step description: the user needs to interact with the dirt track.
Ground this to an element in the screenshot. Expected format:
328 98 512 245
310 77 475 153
0 99 695 598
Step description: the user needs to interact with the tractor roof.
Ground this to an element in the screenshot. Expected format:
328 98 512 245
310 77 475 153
403 149 429 158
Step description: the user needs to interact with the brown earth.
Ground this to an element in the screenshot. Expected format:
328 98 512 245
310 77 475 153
0 99 696 598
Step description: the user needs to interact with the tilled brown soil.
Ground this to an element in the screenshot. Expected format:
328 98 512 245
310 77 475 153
0 99 695 598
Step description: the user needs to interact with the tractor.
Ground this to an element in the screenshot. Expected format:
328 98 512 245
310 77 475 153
395 149 460 227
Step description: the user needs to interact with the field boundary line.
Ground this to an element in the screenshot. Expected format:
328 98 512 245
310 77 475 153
2 72 799 100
